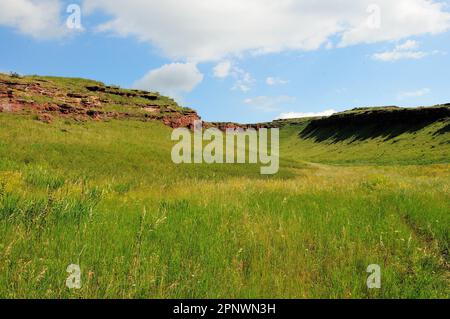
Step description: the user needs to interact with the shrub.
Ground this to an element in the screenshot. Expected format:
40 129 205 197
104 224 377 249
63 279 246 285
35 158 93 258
9 72 21 78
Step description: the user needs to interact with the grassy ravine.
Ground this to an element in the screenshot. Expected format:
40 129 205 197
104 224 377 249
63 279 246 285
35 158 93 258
0 111 449 298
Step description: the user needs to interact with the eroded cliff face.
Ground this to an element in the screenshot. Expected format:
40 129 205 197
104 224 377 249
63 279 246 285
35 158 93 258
0 74 201 129
162 112 201 129
3 73 448 133
0 74 284 131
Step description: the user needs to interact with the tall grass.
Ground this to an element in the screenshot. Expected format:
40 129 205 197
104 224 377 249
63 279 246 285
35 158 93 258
0 114 448 298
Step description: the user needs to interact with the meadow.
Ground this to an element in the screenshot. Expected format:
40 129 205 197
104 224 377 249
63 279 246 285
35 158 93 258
0 112 448 298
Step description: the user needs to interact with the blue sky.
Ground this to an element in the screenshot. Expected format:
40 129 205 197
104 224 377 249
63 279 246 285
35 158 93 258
1 0 450 123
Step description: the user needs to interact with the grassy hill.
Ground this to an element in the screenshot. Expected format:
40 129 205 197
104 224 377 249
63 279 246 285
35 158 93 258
0 73 199 128
280 106 450 165
0 74 449 299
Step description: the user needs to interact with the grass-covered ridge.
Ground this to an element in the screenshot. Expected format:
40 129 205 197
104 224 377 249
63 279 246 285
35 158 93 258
0 74 449 299
280 106 450 165
0 73 198 125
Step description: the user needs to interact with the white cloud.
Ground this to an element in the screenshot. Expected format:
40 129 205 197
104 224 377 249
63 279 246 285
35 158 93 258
234 83 251 93
266 77 289 86
396 40 419 51
213 61 232 78
212 61 254 92
397 88 431 100
83 0 450 62
232 67 255 92
340 2 450 46
373 50 428 62
244 96 296 113
0 0 66 39
133 63 204 96
372 40 431 62
277 109 337 119
372 40 447 62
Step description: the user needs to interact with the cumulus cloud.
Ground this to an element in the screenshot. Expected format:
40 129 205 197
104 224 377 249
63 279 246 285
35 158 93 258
266 77 289 86
277 109 337 119
2 0 449 56
244 96 296 113
83 0 450 62
397 88 431 100
133 63 204 96
213 61 232 78
0 0 66 39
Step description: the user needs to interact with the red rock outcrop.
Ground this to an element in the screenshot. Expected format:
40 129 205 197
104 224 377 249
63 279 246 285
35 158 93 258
0 74 281 130
163 113 201 129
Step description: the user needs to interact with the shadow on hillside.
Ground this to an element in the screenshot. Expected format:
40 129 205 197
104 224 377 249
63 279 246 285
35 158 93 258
300 121 436 143
299 107 450 144
434 122 450 136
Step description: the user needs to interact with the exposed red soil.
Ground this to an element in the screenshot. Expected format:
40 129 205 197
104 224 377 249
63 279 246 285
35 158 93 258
0 75 286 131
0 77 202 129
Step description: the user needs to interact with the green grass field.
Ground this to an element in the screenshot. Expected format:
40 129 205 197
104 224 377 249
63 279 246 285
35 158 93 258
0 108 449 298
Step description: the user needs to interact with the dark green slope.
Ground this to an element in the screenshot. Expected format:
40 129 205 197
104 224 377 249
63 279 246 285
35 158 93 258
279 106 450 165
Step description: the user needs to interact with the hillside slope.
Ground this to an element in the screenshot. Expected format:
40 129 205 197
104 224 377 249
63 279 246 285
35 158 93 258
0 74 449 299
280 106 450 165
1 73 449 166
0 73 200 128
